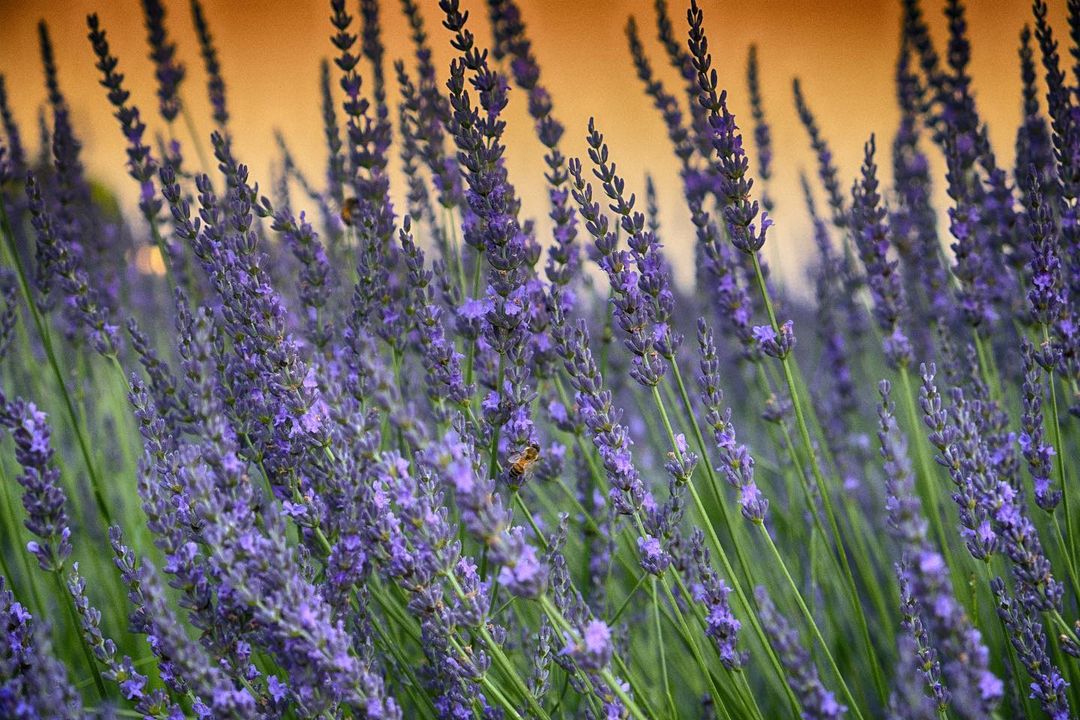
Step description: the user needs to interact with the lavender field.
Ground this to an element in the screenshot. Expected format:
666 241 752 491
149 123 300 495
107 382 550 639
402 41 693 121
0 0 1078 717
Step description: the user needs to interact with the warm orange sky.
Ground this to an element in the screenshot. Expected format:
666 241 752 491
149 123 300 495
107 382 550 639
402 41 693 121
0 1 1067 290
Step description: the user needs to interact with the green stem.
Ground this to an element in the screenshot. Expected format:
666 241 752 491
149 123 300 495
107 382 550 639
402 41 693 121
757 524 867 720
513 492 546 549
609 574 649 624
537 594 651 720
1049 610 1080 646
897 365 967 597
54 570 107 700
180 105 213 178
487 354 506 480
667 362 755 588
971 333 1003 404
749 252 888 706
0 201 114 529
1051 514 1080 608
1042 334 1077 577
367 614 436 718
659 576 757 720
0 460 46 615
443 206 468 300
81 709 143 719
650 578 677 718
463 247 484 389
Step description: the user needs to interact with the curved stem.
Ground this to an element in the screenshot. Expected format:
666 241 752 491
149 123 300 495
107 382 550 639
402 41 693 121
666 362 755 590
179 105 213 178
758 524 867 720
54 569 107 700
749 252 888 706
463 246 484 389
897 365 968 599
649 385 803 716
0 201 114 529
1041 327 1077 578
650 578 677 718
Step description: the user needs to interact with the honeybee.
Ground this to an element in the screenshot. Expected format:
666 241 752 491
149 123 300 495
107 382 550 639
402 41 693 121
340 197 359 227
507 443 540 482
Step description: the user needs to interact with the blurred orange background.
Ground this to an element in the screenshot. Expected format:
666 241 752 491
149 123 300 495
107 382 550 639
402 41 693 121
0 1 1067 291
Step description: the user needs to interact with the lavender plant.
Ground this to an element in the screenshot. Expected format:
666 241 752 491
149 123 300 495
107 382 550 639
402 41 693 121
0 0 1078 718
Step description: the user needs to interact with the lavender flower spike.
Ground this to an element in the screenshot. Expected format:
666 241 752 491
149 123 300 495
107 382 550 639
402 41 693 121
1019 341 1060 511
141 0 186 123
87 13 163 230
0 577 81 719
991 578 1072 720
851 135 912 369
191 0 228 127
689 531 743 669
897 565 950 713
746 44 774 214
698 319 768 523
688 0 771 254
0 397 72 572
25 175 120 358
756 586 846 719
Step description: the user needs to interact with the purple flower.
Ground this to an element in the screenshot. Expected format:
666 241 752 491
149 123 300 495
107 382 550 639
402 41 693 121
120 673 148 701
794 78 847 228
637 535 670 576
752 320 795 359
897 564 950 713
140 0 186 123
850 136 912 368
25 176 120 357
87 14 163 230
562 619 613 671
756 586 846 719
569 119 674 386
919 364 996 562
191 1 228 127
688 0 770 254
268 675 288 703
698 321 768 523
0 77 26 179
943 143 997 333
0 399 72 572
687 531 743 669
496 534 547 597
491 0 580 296
991 578 1071 720
1 6 1074 720
271 210 334 350
459 297 492 321
0 578 80 719
746 45 773 213
551 298 653 516
1019 342 1060 511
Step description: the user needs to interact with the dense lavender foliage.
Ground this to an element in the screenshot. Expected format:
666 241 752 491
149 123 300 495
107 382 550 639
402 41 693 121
1 0 1079 718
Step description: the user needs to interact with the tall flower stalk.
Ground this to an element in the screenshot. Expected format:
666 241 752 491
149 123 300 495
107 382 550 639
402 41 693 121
687 0 887 708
